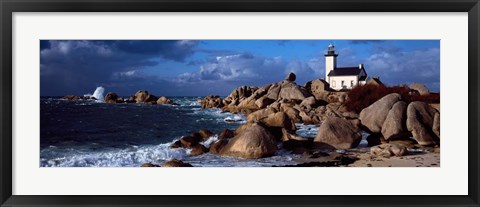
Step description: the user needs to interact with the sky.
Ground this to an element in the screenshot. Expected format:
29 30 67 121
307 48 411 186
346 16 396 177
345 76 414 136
40 40 440 96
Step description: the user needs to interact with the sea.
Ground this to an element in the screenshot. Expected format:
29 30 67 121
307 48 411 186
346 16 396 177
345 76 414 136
40 90 324 167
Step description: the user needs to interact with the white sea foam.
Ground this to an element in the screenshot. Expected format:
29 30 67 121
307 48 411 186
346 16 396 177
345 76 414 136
200 135 219 148
40 136 300 167
40 140 190 167
91 86 105 102
295 123 319 138
224 114 246 123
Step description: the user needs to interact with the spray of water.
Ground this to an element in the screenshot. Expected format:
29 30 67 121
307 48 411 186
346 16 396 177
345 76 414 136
92 86 105 102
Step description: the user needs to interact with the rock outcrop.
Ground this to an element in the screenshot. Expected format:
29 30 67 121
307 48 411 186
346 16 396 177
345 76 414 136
314 117 362 149
285 72 296 81
134 90 157 103
381 101 408 140
104 92 119 104
370 143 407 157
162 159 193 167
409 83 430 95
406 101 439 146
220 123 277 159
359 93 402 133
157 96 176 105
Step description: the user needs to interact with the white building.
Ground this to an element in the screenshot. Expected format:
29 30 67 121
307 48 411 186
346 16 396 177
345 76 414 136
324 44 368 90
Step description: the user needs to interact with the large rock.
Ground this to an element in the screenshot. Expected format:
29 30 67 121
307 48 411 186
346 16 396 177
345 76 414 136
246 108 277 123
190 144 208 156
409 83 430 95
381 101 408 140
278 81 310 101
62 95 81 100
359 93 402 133
179 136 202 148
281 106 302 123
314 117 362 149
306 79 329 93
218 129 235 139
104 92 119 104
220 123 277 159
134 90 150 103
134 90 157 103
370 143 407 157
226 86 258 100
281 128 308 142
261 112 296 131
140 163 160 167
265 83 281 100
432 112 440 138
406 101 439 146
209 139 229 154
198 129 214 140
157 96 175 105
300 96 317 109
285 72 296 81
255 96 275 109
162 159 193 167
201 95 224 109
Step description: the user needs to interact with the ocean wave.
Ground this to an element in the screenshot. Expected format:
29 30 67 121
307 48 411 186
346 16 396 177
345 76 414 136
40 137 300 167
295 123 319 138
40 139 190 167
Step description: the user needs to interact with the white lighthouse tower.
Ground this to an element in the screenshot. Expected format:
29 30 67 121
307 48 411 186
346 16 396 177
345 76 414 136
324 44 338 82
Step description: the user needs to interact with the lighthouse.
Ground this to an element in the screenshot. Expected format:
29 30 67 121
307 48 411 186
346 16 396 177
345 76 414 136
324 44 338 82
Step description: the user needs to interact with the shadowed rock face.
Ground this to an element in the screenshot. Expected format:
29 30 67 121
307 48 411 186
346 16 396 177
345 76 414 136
314 116 362 149
220 123 277 159
406 101 439 146
285 72 296 82
104 92 119 104
370 143 407 157
162 159 193 167
381 101 408 140
209 139 229 154
409 83 430 96
359 93 402 133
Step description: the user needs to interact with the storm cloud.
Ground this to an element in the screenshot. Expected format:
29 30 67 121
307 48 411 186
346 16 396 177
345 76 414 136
40 40 440 97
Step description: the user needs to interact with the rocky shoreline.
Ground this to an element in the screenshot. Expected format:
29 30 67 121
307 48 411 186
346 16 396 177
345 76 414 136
62 72 440 167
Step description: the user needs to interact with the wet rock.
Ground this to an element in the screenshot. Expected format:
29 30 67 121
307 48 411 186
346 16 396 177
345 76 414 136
134 90 157 103
220 123 277 159
198 129 214 140
170 140 183 148
104 92 119 104
179 136 202 148
162 159 193 167
190 144 208 156
370 143 407 157
62 95 81 100
218 129 235 139
157 96 176 105
209 139 229 154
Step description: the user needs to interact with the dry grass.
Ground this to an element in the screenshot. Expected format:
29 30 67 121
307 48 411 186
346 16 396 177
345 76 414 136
345 84 440 113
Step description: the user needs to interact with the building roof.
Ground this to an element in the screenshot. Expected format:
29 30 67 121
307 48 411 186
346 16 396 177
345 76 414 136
328 67 366 76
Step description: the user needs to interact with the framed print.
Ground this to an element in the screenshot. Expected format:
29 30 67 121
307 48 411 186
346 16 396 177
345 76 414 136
1 0 479 206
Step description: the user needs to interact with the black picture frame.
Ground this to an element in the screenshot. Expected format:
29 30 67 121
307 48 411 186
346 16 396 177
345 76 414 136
1 0 479 206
